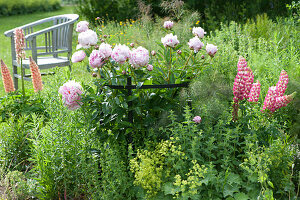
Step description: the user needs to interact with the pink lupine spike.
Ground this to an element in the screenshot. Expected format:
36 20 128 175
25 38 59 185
29 57 43 92
275 92 296 110
276 70 288 97
233 56 254 102
14 28 26 64
1 59 15 93
248 80 261 102
262 86 278 112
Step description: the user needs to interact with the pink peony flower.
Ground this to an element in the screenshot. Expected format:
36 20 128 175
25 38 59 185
98 43 112 59
71 50 86 63
130 46 149 68
76 21 89 32
248 80 261 102
233 56 254 103
192 27 206 38
0 59 15 93
14 28 26 64
89 50 105 68
77 29 98 49
111 44 131 64
29 57 43 92
58 80 83 110
188 36 204 53
147 64 153 71
206 44 218 57
161 33 179 48
163 21 174 29
276 70 288 97
193 116 202 123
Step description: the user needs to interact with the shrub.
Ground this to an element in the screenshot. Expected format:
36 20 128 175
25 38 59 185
76 0 293 30
0 0 61 16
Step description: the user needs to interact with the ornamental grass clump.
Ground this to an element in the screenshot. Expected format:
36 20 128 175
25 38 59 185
0 59 15 93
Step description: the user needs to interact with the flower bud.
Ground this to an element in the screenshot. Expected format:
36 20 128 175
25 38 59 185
147 64 153 71
122 70 126 75
177 50 182 55
151 50 156 56
193 116 202 124
130 43 135 47
201 55 205 59
92 73 97 77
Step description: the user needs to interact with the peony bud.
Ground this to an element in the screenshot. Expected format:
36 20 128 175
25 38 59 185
193 116 202 123
146 64 153 71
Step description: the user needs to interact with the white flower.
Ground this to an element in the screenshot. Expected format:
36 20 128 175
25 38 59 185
77 30 98 49
89 50 105 68
163 21 174 29
130 46 149 68
111 44 131 64
98 43 112 59
188 37 204 53
76 21 89 32
71 50 86 63
192 27 206 38
161 33 179 48
206 44 218 57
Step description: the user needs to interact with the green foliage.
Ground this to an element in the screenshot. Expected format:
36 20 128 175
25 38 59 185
29 99 101 199
0 168 38 199
0 92 48 122
0 115 32 172
130 106 297 199
0 0 61 16
76 0 292 30
76 0 137 24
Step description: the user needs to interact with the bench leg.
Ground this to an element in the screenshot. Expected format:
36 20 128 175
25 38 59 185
13 65 18 90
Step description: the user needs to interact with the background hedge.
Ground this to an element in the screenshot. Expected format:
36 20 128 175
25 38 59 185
76 0 293 30
0 0 61 16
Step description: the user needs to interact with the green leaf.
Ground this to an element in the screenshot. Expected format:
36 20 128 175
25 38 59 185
136 81 144 89
227 173 242 185
234 192 249 200
163 182 180 195
223 183 240 197
267 181 274 188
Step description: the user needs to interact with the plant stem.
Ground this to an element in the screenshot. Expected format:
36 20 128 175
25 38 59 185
20 59 25 97
182 51 193 71
168 47 172 83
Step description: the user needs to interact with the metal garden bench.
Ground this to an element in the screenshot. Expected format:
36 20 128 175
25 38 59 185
4 14 79 89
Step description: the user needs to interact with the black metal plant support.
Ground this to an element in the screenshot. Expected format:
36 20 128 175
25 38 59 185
106 77 190 146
